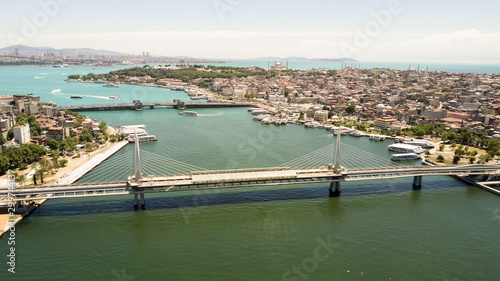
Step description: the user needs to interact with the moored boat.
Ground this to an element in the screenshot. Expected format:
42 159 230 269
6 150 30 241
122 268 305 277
388 143 424 154
391 153 421 161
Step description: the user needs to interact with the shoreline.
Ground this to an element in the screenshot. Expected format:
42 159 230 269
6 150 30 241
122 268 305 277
0 135 129 238
0 198 50 239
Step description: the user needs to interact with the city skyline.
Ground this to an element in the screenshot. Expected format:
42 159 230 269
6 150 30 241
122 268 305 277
0 0 499 63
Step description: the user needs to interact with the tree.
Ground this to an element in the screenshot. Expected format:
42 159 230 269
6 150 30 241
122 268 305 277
345 103 356 114
469 157 476 164
48 139 59 150
15 174 26 186
452 155 461 164
98 121 108 135
436 155 445 163
85 143 92 152
439 144 445 151
58 159 68 167
0 155 9 174
415 128 426 137
51 149 60 162
454 149 465 156
79 131 93 143
0 134 4 145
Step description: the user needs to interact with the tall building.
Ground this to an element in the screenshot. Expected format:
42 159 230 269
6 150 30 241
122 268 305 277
13 124 31 144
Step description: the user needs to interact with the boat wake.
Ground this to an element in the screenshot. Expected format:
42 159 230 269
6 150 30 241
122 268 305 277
51 89 62 94
81 95 113 100
34 76 44 79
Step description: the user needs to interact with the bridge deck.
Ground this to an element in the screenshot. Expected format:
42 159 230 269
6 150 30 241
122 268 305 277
2 165 500 200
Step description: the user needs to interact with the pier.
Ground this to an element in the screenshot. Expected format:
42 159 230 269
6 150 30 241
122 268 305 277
60 100 256 112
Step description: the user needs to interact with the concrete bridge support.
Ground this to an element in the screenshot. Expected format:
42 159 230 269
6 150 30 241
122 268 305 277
133 192 145 208
413 176 422 190
329 181 341 197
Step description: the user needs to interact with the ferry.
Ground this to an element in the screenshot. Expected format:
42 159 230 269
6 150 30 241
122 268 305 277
402 139 434 148
103 83 120 88
388 143 424 154
391 153 421 161
108 96 119 100
70 95 82 99
179 111 198 116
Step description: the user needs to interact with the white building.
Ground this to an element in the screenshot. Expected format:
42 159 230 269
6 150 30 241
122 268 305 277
13 124 30 144
314 110 329 122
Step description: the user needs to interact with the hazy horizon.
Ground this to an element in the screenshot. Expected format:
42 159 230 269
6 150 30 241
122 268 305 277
1 0 499 64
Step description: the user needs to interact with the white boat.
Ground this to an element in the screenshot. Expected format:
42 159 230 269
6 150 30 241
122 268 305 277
109 96 119 100
391 153 421 161
179 111 198 116
388 144 424 154
403 139 434 148
103 83 120 88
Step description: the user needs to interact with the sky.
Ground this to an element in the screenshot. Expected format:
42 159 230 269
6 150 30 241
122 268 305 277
0 0 499 63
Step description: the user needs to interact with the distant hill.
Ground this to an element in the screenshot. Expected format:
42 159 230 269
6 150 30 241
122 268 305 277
254 56 358 63
0 45 128 57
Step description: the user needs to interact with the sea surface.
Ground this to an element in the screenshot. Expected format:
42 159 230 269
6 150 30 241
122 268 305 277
0 65 499 280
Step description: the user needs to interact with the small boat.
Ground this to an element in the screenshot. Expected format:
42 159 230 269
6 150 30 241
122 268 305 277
109 96 119 100
103 83 120 88
70 95 82 99
51 89 61 93
179 111 198 116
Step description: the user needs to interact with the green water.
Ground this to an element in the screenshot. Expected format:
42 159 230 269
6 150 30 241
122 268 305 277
0 67 499 280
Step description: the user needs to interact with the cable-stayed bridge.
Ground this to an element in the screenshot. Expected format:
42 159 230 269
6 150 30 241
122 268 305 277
3 131 500 207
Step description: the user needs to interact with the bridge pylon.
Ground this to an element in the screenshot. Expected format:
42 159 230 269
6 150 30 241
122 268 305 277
329 128 342 197
412 176 422 190
132 131 145 208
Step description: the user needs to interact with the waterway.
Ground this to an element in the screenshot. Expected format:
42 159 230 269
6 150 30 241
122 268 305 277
0 66 499 280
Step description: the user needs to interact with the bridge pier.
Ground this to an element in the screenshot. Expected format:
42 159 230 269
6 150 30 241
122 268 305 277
133 192 145 208
413 176 422 190
329 181 341 197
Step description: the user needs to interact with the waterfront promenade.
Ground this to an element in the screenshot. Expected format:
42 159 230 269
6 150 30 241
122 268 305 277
57 141 128 185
